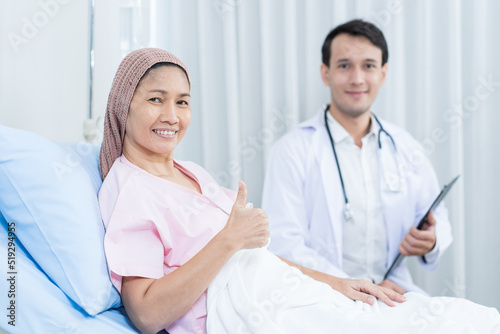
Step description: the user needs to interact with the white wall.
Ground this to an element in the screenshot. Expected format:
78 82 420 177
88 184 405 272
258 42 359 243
0 0 90 142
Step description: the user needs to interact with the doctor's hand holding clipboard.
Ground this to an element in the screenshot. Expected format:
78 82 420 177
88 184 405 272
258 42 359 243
398 210 438 257
384 175 460 280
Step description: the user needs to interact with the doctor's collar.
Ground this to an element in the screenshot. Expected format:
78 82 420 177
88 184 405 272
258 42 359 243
325 109 379 144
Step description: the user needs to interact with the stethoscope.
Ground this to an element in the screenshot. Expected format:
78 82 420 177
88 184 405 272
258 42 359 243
323 105 400 221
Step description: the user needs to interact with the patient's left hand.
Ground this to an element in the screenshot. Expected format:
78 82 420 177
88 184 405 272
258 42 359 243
333 278 406 307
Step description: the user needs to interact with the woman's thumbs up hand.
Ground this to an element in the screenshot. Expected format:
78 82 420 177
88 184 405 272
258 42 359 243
222 181 270 250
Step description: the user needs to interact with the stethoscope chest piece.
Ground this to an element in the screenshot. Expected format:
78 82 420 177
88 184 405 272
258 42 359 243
343 203 354 221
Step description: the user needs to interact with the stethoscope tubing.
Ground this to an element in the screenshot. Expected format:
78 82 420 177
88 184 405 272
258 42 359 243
323 105 397 220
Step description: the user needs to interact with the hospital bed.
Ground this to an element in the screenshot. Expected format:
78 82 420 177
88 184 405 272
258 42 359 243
0 125 167 333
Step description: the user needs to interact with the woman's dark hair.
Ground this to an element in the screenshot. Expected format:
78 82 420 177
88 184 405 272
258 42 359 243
321 19 388 67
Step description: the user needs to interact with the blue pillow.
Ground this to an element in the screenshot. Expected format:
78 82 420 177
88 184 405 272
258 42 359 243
0 125 121 315
0 213 138 333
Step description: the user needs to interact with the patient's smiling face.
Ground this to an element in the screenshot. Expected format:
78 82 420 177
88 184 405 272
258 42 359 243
123 64 191 163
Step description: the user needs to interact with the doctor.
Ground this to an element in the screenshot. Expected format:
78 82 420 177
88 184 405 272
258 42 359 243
262 19 453 294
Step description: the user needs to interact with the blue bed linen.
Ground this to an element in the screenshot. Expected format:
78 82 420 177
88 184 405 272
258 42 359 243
0 213 139 334
0 125 121 315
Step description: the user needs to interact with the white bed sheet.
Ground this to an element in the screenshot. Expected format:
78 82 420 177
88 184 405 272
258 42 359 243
207 248 500 334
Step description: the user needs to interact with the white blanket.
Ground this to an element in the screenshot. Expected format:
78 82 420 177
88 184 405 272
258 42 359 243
207 248 500 333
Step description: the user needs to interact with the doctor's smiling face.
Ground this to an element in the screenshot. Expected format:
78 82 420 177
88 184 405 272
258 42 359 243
321 33 388 120
123 64 191 163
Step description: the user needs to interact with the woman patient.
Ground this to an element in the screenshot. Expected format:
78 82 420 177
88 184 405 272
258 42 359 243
99 48 500 334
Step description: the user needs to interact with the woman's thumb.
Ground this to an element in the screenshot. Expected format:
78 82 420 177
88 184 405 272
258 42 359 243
234 181 247 207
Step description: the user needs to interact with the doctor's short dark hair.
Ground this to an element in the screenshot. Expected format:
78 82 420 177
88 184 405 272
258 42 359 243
321 19 389 67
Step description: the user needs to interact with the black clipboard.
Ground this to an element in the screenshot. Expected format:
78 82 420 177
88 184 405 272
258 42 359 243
383 175 460 280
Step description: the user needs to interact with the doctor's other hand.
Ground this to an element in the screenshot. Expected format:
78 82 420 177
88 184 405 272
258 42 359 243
334 278 406 307
378 279 406 295
398 211 437 257
222 181 270 250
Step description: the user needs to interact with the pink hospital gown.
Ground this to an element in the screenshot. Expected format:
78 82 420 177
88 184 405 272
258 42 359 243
99 155 236 334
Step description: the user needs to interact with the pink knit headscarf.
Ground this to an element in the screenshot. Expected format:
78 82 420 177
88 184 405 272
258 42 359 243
99 48 190 180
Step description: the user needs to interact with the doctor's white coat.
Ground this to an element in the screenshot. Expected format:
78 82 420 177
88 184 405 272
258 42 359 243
262 108 453 293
